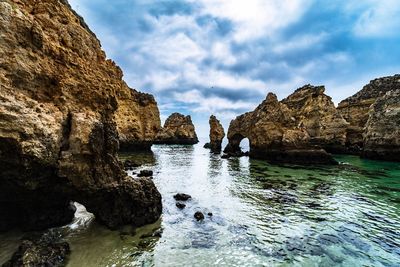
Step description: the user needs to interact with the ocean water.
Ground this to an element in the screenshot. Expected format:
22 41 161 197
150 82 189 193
1 141 399 266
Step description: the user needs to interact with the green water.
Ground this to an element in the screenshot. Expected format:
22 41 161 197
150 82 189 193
1 142 399 266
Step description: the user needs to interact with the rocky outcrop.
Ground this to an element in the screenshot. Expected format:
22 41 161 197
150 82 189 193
224 85 345 165
0 0 161 231
204 115 225 153
337 75 400 153
155 113 199 144
115 90 161 151
362 90 400 161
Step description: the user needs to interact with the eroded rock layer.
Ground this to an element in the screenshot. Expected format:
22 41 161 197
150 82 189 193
205 115 225 153
0 0 161 231
337 75 400 153
155 113 199 144
362 90 400 161
224 86 344 164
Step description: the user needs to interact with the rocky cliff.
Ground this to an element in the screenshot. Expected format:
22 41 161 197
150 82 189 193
363 90 400 161
224 90 338 165
155 113 199 144
0 0 161 231
115 89 161 151
337 75 400 153
204 115 225 153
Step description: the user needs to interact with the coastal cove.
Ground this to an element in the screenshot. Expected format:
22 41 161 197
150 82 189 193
1 141 399 266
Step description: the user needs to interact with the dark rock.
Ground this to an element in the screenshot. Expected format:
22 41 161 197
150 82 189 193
207 212 213 217
3 234 70 267
123 160 140 170
203 143 211 149
138 170 153 177
174 193 192 201
176 202 186 209
194 211 205 221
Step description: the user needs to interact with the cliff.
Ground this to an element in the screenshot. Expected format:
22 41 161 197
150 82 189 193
337 75 400 153
155 113 199 144
0 0 161 231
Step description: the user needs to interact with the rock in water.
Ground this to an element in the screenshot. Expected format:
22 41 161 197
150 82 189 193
174 193 192 201
224 89 338 165
0 0 161 231
3 234 70 267
155 113 199 144
208 115 225 153
194 211 205 221
363 90 400 161
337 75 400 154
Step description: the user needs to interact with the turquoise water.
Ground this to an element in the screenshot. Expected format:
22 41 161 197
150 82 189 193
1 141 399 266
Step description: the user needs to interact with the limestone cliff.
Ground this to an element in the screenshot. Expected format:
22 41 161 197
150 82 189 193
204 115 225 153
0 0 161 231
224 91 337 165
115 89 161 151
155 113 199 144
363 90 400 161
337 75 400 153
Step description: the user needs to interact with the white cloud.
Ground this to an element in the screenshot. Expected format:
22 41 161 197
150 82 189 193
272 32 328 53
194 0 313 41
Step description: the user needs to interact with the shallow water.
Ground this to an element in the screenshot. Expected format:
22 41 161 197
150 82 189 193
1 141 400 266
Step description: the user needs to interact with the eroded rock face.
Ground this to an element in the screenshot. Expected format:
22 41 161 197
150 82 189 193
115 89 161 151
0 0 161 231
362 90 400 161
337 75 400 153
155 113 199 144
224 86 341 165
206 115 225 153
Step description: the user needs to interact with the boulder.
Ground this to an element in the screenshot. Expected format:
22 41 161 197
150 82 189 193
0 0 161 231
155 113 199 144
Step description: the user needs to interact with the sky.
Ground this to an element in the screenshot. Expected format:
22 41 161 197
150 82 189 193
69 0 400 137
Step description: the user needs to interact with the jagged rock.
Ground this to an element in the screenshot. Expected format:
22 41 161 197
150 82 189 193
207 115 225 153
0 0 161 231
338 75 400 153
155 113 199 144
224 87 339 165
115 90 161 151
362 90 400 161
3 232 70 267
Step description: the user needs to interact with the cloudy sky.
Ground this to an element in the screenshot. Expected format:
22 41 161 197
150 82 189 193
69 0 400 137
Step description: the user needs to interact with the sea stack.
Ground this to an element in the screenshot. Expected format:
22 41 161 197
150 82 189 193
337 75 400 154
204 115 225 153
0 0 161 231
224 86 344 165
155 113 199 144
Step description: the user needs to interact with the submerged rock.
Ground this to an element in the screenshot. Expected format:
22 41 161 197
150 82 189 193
224 89 339 165
338 75 400 154
0 0 161 231
174 193 192 201
207 115 225 153
176 202 186 209
155 113 199 144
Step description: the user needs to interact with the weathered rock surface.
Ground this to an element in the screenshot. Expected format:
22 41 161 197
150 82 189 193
3 231 70 267
337 75 400 153
224 86 343 164
204 115 225 153
0 0 161 231
155 113 199 144
115 90 161 151
362 90 400 161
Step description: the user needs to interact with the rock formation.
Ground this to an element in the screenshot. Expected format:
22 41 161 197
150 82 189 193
224 85 347 164
155 113 199 144
0 0 161 231
115 89 161 151
362 90 400 161
204 115 225 153
337 75 400 153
